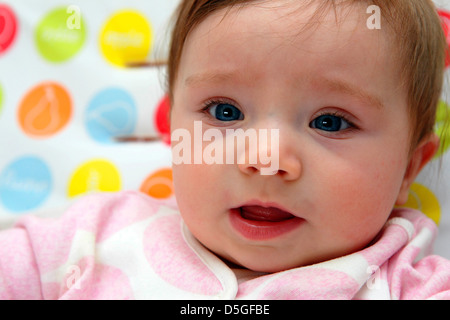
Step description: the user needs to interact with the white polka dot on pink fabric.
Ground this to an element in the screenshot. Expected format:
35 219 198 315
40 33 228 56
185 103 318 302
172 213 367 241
16 192 159 275
246 268 358 299
143 214 223 296
94 191 162 243
359 223 408 266
43 257 134 299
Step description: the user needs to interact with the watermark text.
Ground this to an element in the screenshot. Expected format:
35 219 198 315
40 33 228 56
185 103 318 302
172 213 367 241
171 121 280 175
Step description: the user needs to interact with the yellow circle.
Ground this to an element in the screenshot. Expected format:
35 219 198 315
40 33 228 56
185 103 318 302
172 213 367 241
68 159 121 198
401 183 441 225
99 10 153 67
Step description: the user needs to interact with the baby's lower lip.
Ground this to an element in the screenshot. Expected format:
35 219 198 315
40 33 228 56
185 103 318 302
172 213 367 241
229 207 304 241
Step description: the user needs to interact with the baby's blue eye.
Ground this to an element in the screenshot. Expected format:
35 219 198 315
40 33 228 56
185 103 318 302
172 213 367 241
208 103 244 121
310 114 351 132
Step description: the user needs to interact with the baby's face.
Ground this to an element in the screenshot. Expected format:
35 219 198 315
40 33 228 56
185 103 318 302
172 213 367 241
170 1 413 272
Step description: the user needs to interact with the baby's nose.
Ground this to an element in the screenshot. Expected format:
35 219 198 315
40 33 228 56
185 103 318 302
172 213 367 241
238 156 301 180
237 128 301 180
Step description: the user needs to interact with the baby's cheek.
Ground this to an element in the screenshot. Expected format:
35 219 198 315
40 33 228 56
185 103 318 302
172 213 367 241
172 162 223 216
323 169 396 244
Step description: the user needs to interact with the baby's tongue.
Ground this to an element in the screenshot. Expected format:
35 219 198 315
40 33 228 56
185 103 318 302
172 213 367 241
240 206 293 222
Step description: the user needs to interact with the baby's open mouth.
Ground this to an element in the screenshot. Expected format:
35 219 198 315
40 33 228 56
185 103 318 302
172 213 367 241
229 205 303 240
239 205 295 222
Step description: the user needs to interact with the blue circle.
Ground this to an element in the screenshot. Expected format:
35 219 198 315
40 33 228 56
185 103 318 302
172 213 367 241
0 156 52 213
85 87 137 143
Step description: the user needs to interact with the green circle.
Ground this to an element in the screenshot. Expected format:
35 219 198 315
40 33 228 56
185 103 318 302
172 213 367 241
0 84 3 115
435 100 450 157
35 7 86 63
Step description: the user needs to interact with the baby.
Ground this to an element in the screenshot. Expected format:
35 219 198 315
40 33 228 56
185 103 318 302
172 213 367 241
1 0 450 300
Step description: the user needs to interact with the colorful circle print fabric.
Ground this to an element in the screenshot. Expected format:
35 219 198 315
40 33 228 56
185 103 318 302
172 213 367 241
0 1 178 218
0 1 450 261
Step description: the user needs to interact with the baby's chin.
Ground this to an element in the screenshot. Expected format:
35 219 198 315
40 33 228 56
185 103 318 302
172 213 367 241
214 242 371 273
214 250 320 273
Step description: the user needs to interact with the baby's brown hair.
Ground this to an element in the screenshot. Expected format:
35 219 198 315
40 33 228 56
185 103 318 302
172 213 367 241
166 0 448 150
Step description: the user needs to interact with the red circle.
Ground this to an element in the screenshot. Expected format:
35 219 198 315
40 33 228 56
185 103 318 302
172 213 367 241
438 9 450 68
154 95 171 145
0 4 18 55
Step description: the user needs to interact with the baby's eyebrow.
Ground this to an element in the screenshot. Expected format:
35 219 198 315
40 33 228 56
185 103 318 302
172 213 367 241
184 71 237 87
318 77 385 110
185 71 385 110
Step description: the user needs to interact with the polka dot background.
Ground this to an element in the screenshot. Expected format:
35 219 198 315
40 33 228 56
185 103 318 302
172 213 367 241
0 1 177 217
0 0 449 261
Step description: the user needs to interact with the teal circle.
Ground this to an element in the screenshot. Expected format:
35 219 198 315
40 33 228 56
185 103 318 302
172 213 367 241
0 156 52 213
85 87 137 143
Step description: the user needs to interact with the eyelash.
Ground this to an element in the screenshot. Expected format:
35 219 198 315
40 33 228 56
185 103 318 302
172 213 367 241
201 98 243 119
312 110 359 133
200 99 359 134
201 98 238 110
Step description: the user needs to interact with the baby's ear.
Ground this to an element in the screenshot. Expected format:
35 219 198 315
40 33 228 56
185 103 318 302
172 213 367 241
396 133 440 206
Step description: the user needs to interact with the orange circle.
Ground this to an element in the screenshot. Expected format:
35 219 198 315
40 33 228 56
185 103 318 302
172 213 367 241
140 168 173 199
18 81 72 137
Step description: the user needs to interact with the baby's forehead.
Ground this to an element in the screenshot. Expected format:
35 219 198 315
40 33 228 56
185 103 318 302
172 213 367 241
178 1 405 111
182 1 394 73
187 0 395 61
